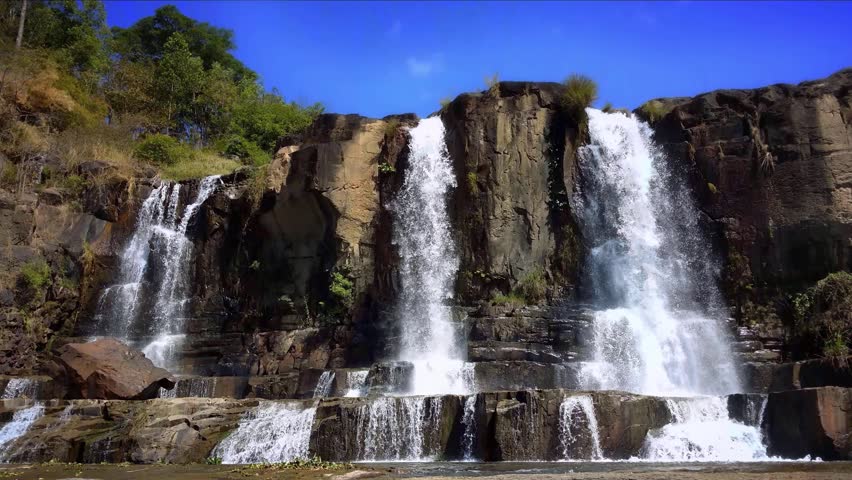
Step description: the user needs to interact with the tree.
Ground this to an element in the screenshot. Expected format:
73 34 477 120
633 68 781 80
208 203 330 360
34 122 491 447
112 5 253 80
155 32 204 134
15 0 27 49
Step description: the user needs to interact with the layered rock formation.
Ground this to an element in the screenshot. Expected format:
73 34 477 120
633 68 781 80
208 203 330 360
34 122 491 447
652 69 852 357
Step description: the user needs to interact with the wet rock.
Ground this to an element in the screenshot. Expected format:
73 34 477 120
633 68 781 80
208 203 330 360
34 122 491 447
366 361 413 395
766 386 852 460
58 338 175 400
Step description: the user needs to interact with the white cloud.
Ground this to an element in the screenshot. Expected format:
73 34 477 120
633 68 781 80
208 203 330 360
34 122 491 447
406 54 444 77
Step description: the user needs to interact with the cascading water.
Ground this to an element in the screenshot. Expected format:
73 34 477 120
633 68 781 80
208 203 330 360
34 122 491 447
213 401 316 464
313 371 335 398
575 109 739 396
356 396 445 461
0 403 44 461
558 395 603 460
461 395 477 460
392 116 469 395
344 370 368 397
94 175 222 369
642 397 769 461
1 379 36 399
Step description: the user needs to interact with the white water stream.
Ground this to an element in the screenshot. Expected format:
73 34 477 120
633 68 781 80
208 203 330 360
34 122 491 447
393 117 470 395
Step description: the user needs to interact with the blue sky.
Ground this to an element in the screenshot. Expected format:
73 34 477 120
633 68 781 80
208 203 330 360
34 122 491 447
106 1 852 118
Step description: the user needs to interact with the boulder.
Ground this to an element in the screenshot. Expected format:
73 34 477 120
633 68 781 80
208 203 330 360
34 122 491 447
58 338 175 400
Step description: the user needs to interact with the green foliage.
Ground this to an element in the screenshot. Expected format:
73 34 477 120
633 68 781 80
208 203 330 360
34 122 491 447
133 134 191 165
20 258 51 290
792 272 852 363
159 150 240 181
707 182 718 195
329 271 354 311
824 333 849 367
638 100 672 123
249 260 261 271
516 268 547 304
62 174 86 196
156 32 205 132
560 74 598 122
492 293 526 307
240 456 352 471
204 456 223 465
219 135 268 166
466 172 478 194
111 5 253 79
378 162 395 174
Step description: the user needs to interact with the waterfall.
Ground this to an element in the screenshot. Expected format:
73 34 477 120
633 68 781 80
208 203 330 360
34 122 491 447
313 371 335 398
558 395 603 460
461 395 477 460
642 397 769 461
393 117 469 395
356 396 445 461
344 370 368 397
213 401 316 464
1 379 36 399
94 175 222 369
575 109 739 396
0 403 44 461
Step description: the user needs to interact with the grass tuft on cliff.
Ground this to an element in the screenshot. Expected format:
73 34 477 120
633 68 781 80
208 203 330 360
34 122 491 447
638 100 673 123
560 74 598 121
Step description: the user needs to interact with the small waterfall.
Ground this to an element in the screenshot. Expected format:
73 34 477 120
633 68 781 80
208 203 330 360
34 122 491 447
575 109 739 396
0 403 44 461
1 379 36 399
344 370 368 397
313 371 335 398
642 397 768 461
94 175 222 369
356 396 444 461
745 395 768 427
461 395 477 460
213 401 316 464
393 117 468 395
558 395 603 460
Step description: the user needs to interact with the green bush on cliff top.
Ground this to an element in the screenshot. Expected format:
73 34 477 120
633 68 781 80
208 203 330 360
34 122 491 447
639 100 672 123
561 74 598 121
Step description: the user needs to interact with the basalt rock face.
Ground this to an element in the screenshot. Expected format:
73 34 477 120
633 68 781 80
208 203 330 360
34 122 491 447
766 386 852 460
442 82 583 302
652 68 852 355
0 163 132 376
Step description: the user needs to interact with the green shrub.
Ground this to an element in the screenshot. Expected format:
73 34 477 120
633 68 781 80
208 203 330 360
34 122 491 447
492 293 526 307
20 258 51 290
205 457 223 465
793 271 852 363
638 100 672 123
219 134 269 166
561 74 598 121
133 134 190 165
329 271 354 310
378 162 395 174
517 269 547 304
63 174 86 196
466 172 478 194
824 333 849 366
